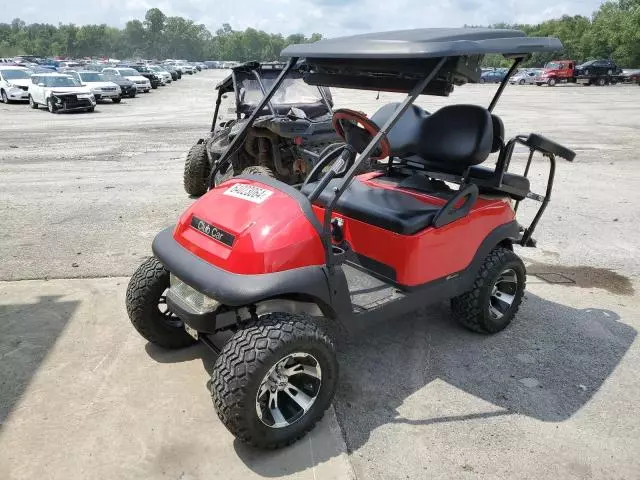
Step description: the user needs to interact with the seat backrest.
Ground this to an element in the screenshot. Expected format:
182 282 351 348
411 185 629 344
491 114 504 153
415 104 493 171
370 103 430 157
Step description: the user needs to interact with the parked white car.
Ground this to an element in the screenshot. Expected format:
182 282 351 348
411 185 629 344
509 69 543 85
0 66 32 103
101 67 151 93
28 73 96 113
148 65 172 84
66 71 122 102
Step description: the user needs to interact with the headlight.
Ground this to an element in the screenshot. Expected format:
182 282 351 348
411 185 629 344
169 274 220 314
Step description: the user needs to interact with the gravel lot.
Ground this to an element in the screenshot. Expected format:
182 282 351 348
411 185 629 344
1 71 639 479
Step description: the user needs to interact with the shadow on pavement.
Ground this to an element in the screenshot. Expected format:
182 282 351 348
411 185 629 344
0 295 78 425
145 291 635 474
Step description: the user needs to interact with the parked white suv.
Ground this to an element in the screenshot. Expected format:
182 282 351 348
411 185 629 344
28 73 96 113
148 65 172 84
67 71 122 102
0 66 31 103
102 67 151 93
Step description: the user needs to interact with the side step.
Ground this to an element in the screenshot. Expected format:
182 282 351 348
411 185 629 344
343 263 406 313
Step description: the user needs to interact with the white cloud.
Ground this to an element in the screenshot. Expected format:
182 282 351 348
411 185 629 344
2 0 605 37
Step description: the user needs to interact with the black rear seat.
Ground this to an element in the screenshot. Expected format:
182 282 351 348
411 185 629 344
301 179 440 235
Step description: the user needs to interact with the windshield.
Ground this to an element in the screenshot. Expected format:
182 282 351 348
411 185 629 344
117 68 139 76
149 66 162 72
239 76 324 106
545 62 564 70
43 76 81 87
79 72 103 82
1 69 30 80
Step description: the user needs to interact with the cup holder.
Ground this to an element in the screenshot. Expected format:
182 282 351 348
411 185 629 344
332 245 346 255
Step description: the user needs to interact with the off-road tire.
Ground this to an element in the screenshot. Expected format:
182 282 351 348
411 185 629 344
211 313 338 449
451 247 526 334
126 256 197 349
29 95 38 109
241 165 275 177
112 97 122 103
1 89 10 103
184 143 211 196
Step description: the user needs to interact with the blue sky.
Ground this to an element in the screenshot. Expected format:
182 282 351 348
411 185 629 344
4 1 606 37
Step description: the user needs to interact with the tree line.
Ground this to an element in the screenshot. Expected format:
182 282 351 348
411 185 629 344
0 1 639 67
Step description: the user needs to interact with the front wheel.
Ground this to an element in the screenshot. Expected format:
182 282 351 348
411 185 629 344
451 247 526 334
547 78 556 87
1 90 10 103
29 95 38 109
211 313 338 449
125 257 197 349
47 97 58 113
597 77 606 86
519 79 525 85
112 97 122 103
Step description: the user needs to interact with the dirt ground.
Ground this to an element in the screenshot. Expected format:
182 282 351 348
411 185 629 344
1 71 639 479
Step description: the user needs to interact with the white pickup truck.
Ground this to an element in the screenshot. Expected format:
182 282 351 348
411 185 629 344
28 73 96 113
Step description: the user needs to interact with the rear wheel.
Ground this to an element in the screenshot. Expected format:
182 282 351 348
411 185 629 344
211 313 338 449
184 143 211 197
29 95 38 109
242 165 275 177
125 257 197 349
451 247 526 334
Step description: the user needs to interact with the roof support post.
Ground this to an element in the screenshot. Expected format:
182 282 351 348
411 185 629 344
488 57 523 112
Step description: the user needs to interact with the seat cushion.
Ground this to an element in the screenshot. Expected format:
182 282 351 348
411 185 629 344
301 179 440 235
469 166 530 200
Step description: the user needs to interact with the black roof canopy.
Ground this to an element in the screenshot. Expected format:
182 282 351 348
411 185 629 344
281 28 562 60
281 28 562 96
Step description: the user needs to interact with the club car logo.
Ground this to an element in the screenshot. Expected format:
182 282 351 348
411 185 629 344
190 216 235 247
223 183 273 204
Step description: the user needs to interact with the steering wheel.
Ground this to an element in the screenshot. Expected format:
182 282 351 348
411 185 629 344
332 109 392 160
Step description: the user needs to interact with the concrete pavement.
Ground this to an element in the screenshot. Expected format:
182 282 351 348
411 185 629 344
0 277 354 480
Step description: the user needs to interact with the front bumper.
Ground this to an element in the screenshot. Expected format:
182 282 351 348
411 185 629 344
51 94 96 111
7 87 29 100
134 84 151 91
93 90 120 100
152 226 334 327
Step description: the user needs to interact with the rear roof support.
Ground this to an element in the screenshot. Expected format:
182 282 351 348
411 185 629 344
488 57 523 112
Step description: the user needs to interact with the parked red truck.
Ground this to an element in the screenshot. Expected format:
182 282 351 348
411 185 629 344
536 59 622 86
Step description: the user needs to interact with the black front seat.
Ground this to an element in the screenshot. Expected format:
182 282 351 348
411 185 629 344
301 178 440 235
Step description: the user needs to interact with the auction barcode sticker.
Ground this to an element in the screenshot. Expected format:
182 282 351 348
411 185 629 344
223 183 274 204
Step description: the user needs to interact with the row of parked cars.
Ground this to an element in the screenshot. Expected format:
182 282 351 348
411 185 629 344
483 60 640 87
0 61 201 113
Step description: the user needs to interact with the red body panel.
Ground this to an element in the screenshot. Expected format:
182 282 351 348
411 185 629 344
314 173 515 286
173 173 515 287
173 178 325 274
